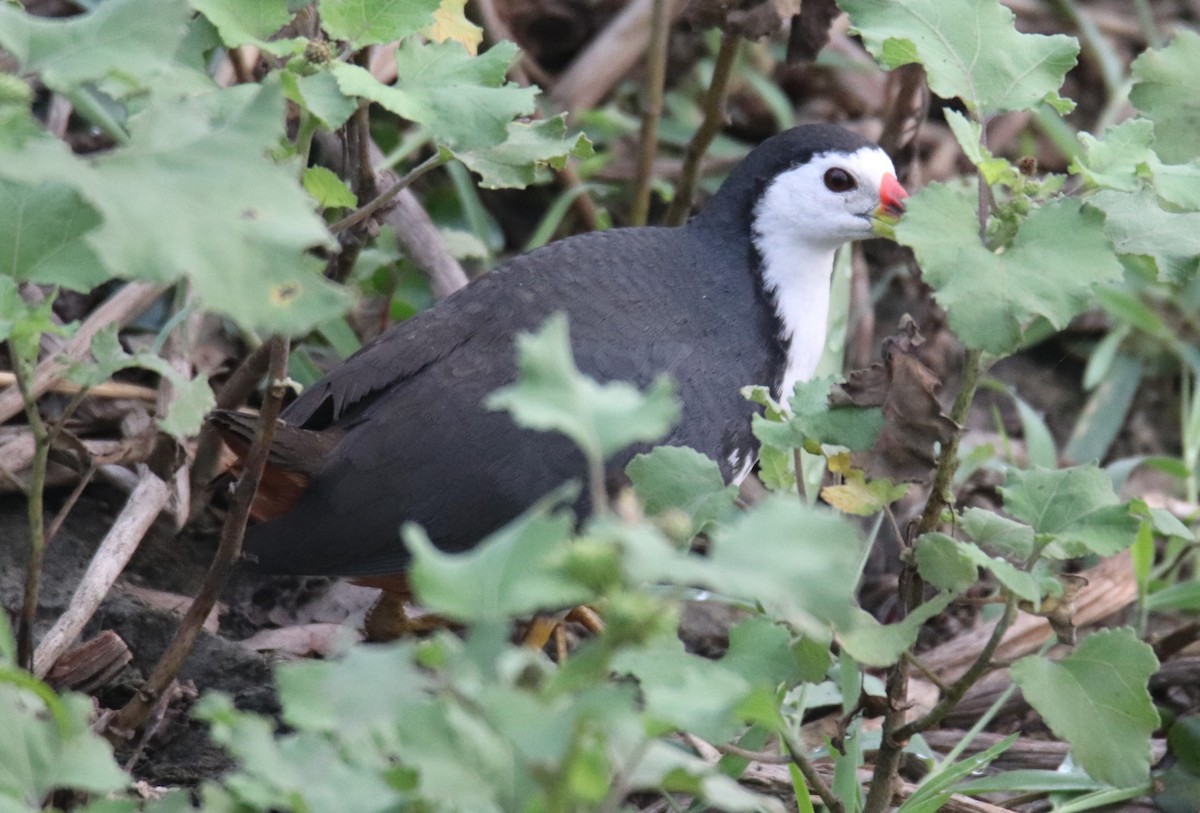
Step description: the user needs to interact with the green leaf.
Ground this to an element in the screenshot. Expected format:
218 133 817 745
613 635 752 742
407 500 595 621
303 166 357 210
707 498 863 637
944 110 1018 186
280 69 358 130
158 374 216 439
0 0 201 98
626 446 737 538
914 533 978 593
1087 189 1200 283
331 40 536 151
192 0 297 54
0 683 128 803
838 0 1078 115
753 376 883 452
1002 465 1140 558
0 83 350 335
453 117 592 189
961 506 1035 559
1130 29 1200 164
897 184 1124 354
321 0 440 46
1011 628 1159 787
719 617 806 688
486 313 681 464
837 592 955 667
1071 119 1155 192
0 179 107 291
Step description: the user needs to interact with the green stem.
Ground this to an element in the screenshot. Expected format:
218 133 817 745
11 347 48 672
779 722 844 813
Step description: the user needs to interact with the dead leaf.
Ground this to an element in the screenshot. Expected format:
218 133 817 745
834 316 957 483
240 623 360 657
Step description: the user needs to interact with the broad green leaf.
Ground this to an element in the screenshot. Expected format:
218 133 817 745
0 83 349 335
1002 465 1139 558
0 179 107 291
707 498 862 637
1011 628 1159 787
192 0 298 54
321 0 440 46
914 533 978 593
838 0 1078 115
719 617 806 688
407 503 593 622
281 69 358 130
897 184 1124 354
486 313 680 463
1130 29 1200 164
0 684 128 804
753 376 883 452
1150 158 1200 210
303 165 357 210
961 506 1034 559
1087 189 1200 283
332 40 536 151
613 635 752 742
627 740 784 812
954 538 1041 603
453 117 593 189
837 592 955 666
626 446 738 537
0 0 201 98
1071 119 1155 192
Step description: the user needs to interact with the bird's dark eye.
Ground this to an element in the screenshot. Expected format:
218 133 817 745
823 168 856 193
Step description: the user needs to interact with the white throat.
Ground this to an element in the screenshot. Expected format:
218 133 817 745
754 235 836 402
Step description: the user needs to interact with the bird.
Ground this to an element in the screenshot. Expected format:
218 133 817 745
213 124 907 603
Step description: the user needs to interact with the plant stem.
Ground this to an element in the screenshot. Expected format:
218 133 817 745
329 151 447 235
629 0 670 227
665 31 740 227
109 336 290 737
779 722 844 813
11 347 49 672
895 598 1018 740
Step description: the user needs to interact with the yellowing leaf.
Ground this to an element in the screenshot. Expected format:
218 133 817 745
821 470 907 516
423 0 483 56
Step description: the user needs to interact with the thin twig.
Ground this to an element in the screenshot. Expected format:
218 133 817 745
664 31 740 227
629 0 671 226
896 598 1018 740
329 151 447 235
109 336 290 737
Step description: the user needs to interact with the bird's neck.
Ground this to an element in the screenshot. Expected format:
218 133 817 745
752 230 838 402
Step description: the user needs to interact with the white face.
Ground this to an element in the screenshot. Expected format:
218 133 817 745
752 146 898 251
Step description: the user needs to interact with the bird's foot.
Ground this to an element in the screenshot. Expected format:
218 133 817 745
523 605 605 660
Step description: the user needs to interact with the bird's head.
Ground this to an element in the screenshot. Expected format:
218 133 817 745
752 144 908 252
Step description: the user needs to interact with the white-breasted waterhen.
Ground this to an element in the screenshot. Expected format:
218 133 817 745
212 124 908 643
